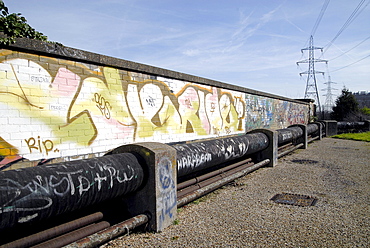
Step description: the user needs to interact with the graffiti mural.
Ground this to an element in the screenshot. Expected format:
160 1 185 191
245 93 309 131
0 50 247 170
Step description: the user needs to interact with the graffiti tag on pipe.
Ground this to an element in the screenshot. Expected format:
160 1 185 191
177 152 212 172
0 162 135 217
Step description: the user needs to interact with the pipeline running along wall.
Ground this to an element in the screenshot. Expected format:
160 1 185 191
0 39 311 170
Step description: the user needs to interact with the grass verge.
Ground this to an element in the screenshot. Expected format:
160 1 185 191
332 131 370 142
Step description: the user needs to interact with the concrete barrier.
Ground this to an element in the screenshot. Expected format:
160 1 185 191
319 120 338 136
107 142 177 232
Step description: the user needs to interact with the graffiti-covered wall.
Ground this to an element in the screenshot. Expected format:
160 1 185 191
245 94 309 131
0 40 309 170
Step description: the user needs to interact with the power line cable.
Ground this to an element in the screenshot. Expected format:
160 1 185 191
329 35 370 61
331 54 370 72
302 0 330 48
324 0 369 53
311 0 330 37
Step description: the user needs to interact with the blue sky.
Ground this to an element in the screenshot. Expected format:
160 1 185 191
4 0 370 103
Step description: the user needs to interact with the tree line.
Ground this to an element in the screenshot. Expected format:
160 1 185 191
330 87 369 121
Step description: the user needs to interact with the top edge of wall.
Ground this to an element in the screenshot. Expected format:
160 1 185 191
0 34 309 105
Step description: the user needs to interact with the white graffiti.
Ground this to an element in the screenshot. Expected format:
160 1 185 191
177 152 212 171
224 141 249 160
0 162 135 216
280 132 293 142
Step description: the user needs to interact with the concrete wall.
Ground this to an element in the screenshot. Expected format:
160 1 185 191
0 37 311 170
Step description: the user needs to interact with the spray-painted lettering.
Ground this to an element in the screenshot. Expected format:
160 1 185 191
24 136 58 156
0 162 136 217
94 93 112 119
177 152 212 171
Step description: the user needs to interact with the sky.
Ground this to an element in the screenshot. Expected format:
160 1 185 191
4 0 370 105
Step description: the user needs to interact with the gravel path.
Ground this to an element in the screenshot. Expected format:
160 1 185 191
102 138 370 247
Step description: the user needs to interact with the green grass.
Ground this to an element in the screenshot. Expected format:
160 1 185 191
332 131 370 142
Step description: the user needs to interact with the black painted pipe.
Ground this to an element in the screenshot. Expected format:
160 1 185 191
318 121 326 136
172 133 269 178
276 126 303 146
0 153 144 231
307 123 319 135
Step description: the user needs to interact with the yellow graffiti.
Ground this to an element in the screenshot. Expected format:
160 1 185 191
0 50 249 168
0 137 19 157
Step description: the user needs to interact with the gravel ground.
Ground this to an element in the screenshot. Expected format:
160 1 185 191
101 138 370 248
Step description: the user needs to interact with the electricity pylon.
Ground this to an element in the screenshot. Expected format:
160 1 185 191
322 75 337 112
297 35 327 114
